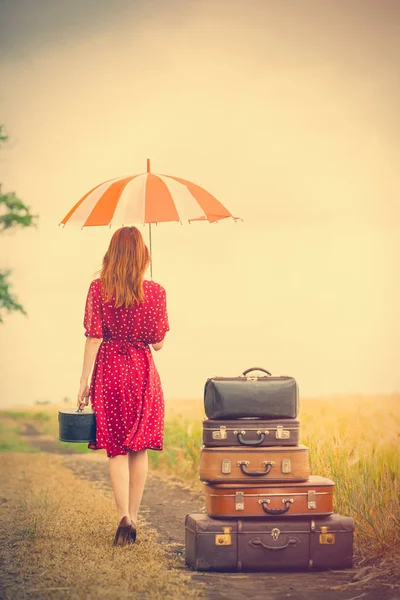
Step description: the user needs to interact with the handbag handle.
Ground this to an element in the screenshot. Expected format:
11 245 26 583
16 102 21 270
237 460 275 476
241 367 272 377
259 498 294 515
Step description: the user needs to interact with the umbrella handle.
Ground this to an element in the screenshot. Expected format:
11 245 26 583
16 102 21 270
149 223 153 280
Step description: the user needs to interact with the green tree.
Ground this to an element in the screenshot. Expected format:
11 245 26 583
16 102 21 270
0 125 38 323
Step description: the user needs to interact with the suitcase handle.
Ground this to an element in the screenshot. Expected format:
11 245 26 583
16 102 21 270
237 460 275 476
238 432 265 446
259 498 294 514
242 367 272 377
249 536 300 552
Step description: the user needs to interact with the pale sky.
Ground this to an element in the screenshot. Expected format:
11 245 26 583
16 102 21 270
1 0 399 407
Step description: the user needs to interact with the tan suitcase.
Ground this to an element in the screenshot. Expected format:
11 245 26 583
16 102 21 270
204 476 334 518
199 445 310 483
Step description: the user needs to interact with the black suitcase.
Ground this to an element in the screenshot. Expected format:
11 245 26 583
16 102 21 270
202 418 300 447
204 368 299 420
185 513 354 572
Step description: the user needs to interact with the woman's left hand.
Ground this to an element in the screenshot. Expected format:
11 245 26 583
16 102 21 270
77 381 90 409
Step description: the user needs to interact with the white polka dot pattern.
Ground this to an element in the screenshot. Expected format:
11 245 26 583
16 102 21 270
83 278 170 458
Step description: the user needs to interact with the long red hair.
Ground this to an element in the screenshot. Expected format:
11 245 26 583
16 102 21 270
100 226 150 307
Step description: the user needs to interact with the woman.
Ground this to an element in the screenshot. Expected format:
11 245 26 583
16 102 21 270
77 226 169 547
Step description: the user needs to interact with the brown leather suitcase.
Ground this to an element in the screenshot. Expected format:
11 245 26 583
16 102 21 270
202 418 300 447
204 476 334 518
185 512 354 571
199 445 310 483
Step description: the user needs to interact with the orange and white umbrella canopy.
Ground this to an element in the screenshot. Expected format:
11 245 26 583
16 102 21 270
60 160 238 227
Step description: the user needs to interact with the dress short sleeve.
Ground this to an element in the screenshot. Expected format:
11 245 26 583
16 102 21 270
150 286 170 344
84 280 104 338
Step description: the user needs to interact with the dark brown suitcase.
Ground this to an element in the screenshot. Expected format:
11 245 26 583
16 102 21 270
204 368 299 420
185 513 354 571
204 476 334 518
202 418 300 447
199 445 310 483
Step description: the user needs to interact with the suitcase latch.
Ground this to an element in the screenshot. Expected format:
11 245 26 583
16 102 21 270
271 528 280 540
246 376 258 381
276 425 290 439
307 490 317 510
281 459 292 474
235 492 244 511
221 459 231 474
212 426 227 440
215 527 232 546
319 526 335 544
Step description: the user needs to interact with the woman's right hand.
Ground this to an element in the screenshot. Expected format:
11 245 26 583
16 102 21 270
77 381 90 409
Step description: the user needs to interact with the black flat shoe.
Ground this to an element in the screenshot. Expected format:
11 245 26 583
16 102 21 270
113 516 132 546
129 521 137 544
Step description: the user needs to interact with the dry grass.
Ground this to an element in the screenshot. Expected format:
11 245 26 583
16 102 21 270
300 397 400 563
0 453 200 600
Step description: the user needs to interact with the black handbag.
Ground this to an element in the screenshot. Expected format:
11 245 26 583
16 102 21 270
204 367 299 420
58 408 96 443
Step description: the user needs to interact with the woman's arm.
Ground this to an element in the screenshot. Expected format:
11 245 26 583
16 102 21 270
77 337 102 408
150 286 169 352
80 337 102 382
152 339 165 352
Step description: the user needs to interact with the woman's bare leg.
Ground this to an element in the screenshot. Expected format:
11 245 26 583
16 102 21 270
109 454 130 522
128 449 148 523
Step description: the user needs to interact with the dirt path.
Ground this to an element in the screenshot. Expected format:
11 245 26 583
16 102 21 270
23 427 398 600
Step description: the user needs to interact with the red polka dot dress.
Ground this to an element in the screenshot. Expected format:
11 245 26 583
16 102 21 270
83 278 169 458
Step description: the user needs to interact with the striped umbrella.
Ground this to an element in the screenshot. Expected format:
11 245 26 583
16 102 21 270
60 159 239 276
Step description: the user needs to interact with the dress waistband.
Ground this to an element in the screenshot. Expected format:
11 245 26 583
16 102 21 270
103 338 148 354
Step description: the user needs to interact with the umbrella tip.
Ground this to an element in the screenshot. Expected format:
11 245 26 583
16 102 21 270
147 158 150 173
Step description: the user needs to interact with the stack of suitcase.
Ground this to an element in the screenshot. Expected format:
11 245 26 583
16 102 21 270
185 367 354 572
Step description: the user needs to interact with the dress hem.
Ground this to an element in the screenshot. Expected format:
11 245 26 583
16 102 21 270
88 442 163 458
